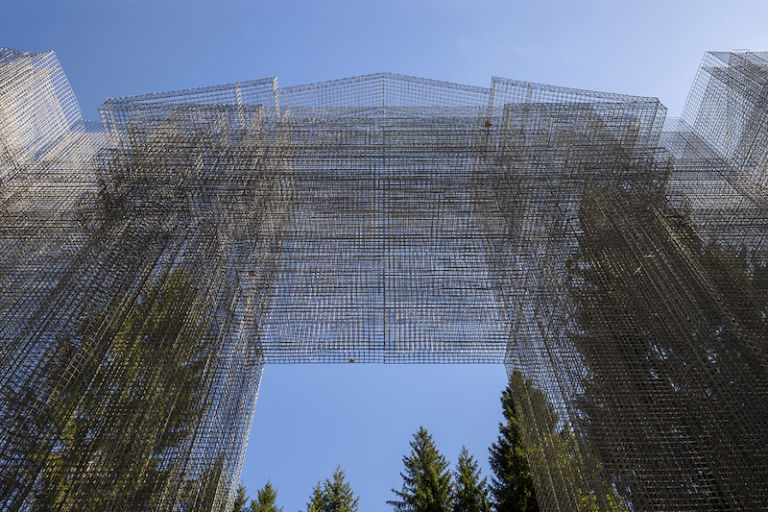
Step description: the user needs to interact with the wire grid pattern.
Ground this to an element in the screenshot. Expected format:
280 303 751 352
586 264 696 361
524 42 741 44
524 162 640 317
0 50 288 511
263 74 506 363
483 57 768 510
0 49 767 511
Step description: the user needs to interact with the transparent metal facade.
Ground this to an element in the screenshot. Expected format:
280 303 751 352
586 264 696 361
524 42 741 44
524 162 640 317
1 49 767 510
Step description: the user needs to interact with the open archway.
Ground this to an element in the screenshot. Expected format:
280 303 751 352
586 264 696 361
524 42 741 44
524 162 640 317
1 49 768 511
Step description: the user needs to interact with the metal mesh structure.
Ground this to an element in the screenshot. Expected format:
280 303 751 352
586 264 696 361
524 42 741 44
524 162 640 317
1 49 767 511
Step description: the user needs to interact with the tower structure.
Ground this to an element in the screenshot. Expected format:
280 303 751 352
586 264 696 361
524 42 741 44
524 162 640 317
1 49 767 511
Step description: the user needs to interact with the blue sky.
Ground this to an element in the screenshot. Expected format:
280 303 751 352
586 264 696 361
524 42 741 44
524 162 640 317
7 0 768 120
4 1 768 511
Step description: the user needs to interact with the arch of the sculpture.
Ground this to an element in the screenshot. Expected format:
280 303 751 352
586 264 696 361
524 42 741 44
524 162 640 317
1 49 767 510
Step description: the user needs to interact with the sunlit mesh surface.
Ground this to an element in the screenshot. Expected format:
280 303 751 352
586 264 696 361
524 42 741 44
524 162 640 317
1 49 767 511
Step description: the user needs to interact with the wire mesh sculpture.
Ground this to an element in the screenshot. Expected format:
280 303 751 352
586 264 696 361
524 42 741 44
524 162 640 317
1 49 767 511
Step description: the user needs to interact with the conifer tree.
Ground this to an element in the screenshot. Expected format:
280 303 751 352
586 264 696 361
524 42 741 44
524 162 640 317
388 427 453 512
565 184 768 508
251 481 283 512
306 466 359 512
232 484 250 512
488 377 538 512
1 270 214 511
453 447 491 512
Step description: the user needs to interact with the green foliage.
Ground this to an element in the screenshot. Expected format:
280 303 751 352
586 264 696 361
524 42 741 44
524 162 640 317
182 456 228 512
232 484 250 512
389 427 453 512
251 481 283 512
488 375 538 512
452 447 491 512
565 184 768 508
9 269 213 511
502 370 629 512
306 466 359 512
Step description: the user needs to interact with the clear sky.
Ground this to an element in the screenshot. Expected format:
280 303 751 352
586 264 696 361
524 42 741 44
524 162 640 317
4 1 768 511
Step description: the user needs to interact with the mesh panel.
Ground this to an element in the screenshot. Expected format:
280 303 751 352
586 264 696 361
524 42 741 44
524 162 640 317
1 49 767 511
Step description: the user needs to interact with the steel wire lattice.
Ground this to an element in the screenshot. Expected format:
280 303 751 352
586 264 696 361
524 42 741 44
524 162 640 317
1 50 767 511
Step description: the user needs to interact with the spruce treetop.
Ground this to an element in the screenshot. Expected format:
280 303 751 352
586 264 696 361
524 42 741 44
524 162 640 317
488 375 538 512
453 447 491 512
306 466 359 512
251 481 283 512
388 426 453 512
